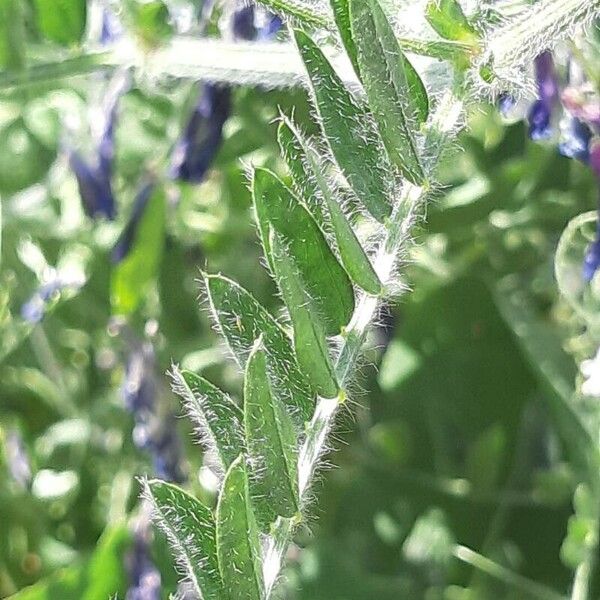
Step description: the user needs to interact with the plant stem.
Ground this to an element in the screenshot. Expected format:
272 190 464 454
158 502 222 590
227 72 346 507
262 90 464 596
454 545 567 600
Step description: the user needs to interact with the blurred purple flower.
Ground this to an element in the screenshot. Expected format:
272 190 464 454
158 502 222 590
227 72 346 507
232 4 257 40
21 269 85 323
169 85 231 184
498 92 516 117
562 85 600 131
4 430 32 489
122 340 185 483
100 7 123 45
112 182 155 263
527 52 559 141
126 518 161 600
558 116 592 163
583 144 600 281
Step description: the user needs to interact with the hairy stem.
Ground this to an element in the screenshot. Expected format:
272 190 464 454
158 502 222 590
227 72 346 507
262 90 464 596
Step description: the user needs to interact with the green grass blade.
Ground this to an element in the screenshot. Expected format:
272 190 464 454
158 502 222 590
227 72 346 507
244 341 299 526
216 456 264 600
349 0 427 183
145 480 224 600
204 273 314 424
271 230 339 399
252 168 355 335
293 28 392 223
171 367 244 475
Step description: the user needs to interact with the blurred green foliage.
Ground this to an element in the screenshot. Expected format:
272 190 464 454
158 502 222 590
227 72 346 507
0 3 599 598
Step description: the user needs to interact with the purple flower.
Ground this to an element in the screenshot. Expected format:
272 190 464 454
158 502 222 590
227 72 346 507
232 5 257 40
126 520 161 600
527 52 559 141
498 92 516 117
169 85 231 184
69 86 121 220
21 269 85 323
583 144 600 281
558 116 592 163
122 341 185 483
112 182 155 263
100 7 123 45
4 430 31 489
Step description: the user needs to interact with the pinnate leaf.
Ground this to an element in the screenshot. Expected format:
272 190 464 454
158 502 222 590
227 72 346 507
244 341 299 525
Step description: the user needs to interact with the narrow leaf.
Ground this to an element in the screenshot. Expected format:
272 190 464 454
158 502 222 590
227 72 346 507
279 116 382 295
145 480 223 600
294 29 392 223
171 366 244 475
205 273 314 423
253 168 355 335
425 0 478 43
244 340 299 526
349 0 427 183
276 119 324 225
271 230 339 399
216 456 264 600
329 0 360 75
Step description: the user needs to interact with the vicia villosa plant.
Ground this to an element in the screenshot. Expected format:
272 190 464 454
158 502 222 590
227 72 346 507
132 0 600 598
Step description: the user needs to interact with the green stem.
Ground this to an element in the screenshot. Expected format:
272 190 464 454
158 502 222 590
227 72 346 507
0 50 116 91
454 545 567 600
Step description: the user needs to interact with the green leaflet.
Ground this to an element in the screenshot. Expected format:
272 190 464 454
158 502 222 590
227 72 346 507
329 0 360 76
204 273 314 423
33 0 87 46
349 0 427 184
276 119 324 225
244 341 299 525
146 480 224 600
111 186 166 316
293 29 392 223
216 456 264 600
171 367 244 474
279 116 382 295
425 0 479 43
271 230 339 399
253 168 355 335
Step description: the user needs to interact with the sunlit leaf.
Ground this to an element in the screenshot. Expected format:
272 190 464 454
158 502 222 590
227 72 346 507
216 456 264 600
253 167 355 335
204 273 314 423
349 0 427 183
33 0 87 46
171 367 244 475
244 341 299 525
294 29 392 222
271 230 339 399
278 116 381 295
146 480 224 600
425 0 478 43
